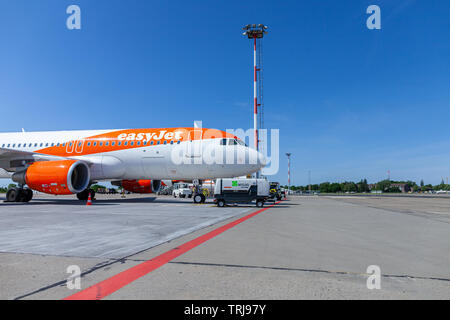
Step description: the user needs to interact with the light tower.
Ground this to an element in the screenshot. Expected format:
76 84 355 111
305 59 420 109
242 24 268 158
286 153 292 195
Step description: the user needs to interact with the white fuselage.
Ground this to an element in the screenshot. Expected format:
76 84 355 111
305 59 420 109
0 128 265 183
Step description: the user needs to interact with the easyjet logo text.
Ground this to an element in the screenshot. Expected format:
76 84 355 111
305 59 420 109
117 131 184 142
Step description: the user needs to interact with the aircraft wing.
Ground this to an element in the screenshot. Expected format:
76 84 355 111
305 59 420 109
0 147 35 158
0 147 92 173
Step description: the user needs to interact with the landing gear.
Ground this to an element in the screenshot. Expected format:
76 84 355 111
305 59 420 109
22 188 33 202
77 189 96 201
192 179 206 204
5 187 33 203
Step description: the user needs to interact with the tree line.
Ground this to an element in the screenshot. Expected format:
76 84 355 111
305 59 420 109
283 179 450 193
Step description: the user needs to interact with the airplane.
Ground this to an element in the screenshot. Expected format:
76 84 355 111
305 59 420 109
0 127 266 203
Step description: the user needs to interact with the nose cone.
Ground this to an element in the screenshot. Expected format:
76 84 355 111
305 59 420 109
248 148 267 169
257 151 267 168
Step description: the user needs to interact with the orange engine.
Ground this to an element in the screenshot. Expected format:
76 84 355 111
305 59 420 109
121 180 161 194
12 160 90 195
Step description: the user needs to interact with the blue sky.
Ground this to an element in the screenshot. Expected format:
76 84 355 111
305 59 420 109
0 0 449 186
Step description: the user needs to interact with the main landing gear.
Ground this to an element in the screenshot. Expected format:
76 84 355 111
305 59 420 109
76 188 96 201
5 187 33 203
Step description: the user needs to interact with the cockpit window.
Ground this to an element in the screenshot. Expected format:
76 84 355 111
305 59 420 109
220 138 247 146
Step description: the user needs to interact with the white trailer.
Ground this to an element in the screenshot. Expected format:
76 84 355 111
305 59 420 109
214 178 270 207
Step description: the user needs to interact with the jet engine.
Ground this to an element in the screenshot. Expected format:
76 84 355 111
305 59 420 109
12 160 90 195
120 180 161 194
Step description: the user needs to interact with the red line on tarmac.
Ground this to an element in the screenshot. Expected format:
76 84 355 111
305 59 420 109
63 201 282 300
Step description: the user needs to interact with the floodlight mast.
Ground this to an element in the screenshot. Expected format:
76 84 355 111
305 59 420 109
242 24 268 178
286 153 291 196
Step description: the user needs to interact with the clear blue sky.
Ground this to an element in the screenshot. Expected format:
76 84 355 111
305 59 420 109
0 0 449 186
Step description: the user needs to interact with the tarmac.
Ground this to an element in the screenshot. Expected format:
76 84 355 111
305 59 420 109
0 193 449 300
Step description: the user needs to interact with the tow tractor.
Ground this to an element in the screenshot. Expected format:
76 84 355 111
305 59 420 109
268 182 283 201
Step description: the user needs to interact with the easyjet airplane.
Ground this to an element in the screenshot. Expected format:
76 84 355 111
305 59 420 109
0 127 265 203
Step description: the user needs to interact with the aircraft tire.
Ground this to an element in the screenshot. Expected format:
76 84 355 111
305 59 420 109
6 188 20 202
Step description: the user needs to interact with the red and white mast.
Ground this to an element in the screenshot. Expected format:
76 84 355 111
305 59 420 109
286 153 291 195
253 35 258 151
243 24 268 172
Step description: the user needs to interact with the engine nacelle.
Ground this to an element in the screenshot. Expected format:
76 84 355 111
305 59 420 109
12 160 90 195
121 180 161 194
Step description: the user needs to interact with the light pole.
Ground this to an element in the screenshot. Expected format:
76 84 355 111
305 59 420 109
242 24 268 166
286 153 291 196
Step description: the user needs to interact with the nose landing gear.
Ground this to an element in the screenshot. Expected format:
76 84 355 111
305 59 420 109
192 179 206 204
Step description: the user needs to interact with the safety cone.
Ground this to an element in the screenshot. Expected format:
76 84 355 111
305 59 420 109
86 193 92 206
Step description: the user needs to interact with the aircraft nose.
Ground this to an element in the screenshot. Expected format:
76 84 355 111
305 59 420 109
248 148 266 168
257 151 267 168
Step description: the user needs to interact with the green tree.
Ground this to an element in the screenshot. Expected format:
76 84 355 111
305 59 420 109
90 184 106 192
8 183 17 190
319 182 331 193
375 179 391 192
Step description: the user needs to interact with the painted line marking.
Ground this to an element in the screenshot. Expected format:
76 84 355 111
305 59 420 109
63 201 281 300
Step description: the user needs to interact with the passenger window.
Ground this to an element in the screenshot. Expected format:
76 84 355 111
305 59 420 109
105 142 109 146
87 142 91 146
18 144 21 147
163 141 167 145
51 143 54 147
124 142 128 146
137 141 140 146
150 141 154 145
62 143 66 147
45 143 49 147
157 141 160 145
143 141 147 145
93 142 97 146
1 144 4 148
57 143 60 147
170 141 174 145
7 144 10 147
99 142 103 146
220 139 227 145
130 142 134 146
12 144 15 147
118 142 121 146
177 141 181 144
111 142 115 146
